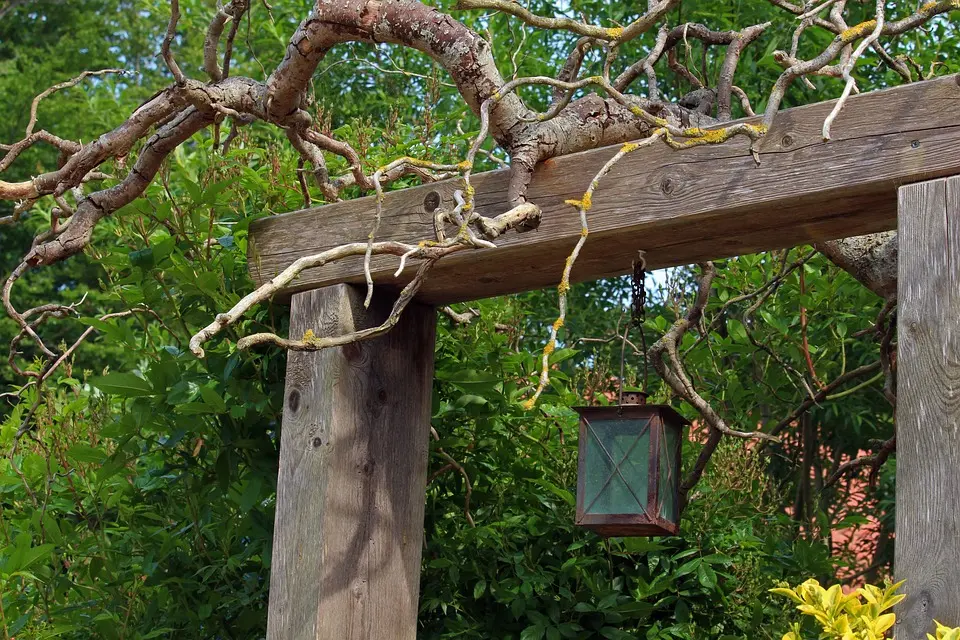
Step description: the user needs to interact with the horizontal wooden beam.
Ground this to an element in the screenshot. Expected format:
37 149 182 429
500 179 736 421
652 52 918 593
248 74 960 305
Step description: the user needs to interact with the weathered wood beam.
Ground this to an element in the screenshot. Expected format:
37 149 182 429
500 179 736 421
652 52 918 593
894 176 960 639
249 74 960 305
267 284 436 640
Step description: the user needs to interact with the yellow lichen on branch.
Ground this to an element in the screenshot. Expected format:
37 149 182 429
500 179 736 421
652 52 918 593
606 26 624 40
523 135 660 409
630 105 670 128
840 20 878 41
667 123 768 150
522 119 770 410
564 191 592 212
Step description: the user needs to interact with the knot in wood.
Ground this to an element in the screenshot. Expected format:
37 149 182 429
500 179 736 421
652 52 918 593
780 134 794 148
423 191 441 212
287 389 301 413
660 177 676 196
311 436 322 448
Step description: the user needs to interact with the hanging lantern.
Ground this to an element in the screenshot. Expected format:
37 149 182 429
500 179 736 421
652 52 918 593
573 392 688 537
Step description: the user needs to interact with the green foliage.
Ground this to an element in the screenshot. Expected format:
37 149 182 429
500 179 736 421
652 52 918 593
1 0 956 637
0 142 287 636
416 303 839 640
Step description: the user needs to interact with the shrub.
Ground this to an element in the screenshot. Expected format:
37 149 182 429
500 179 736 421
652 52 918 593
771 579 960 640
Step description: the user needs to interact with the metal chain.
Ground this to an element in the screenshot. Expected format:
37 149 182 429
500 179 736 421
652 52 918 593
632 252 649 396
631 254 647 330
619 251 650 409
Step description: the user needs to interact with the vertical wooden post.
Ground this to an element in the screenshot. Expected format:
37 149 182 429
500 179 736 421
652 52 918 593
267 284 436 640
895 176 960 639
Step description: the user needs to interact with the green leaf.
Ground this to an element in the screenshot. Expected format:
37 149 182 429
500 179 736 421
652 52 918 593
616 601 654 619
66 444 104 464
454 394 489 408
533 478 575 506
199 385 227 412
91 372 154 397
521 624 546 640
176 402 220 415
676 558 701 577
128 246 155 269
697 562 718 590
42 513 62 545
548 347 579 366
13 543 54 573
727 318 748 342
769 588 804 605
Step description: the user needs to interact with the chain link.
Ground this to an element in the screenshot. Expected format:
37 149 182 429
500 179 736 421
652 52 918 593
631 255 646 330
631 252 649 396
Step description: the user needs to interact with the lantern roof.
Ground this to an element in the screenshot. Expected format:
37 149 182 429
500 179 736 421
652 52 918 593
572 403 690 428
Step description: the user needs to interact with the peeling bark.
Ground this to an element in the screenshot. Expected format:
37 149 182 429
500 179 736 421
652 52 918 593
816 231 898 299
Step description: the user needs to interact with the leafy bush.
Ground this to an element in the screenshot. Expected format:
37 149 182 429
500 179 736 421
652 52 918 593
772 580 960 640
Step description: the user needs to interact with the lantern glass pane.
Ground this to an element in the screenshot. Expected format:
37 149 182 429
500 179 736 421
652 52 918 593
583 418 651 515
658 422 680 524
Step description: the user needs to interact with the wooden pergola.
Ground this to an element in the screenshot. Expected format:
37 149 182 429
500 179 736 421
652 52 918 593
250 74 960 640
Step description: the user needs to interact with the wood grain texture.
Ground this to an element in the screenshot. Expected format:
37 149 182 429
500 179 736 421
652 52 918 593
894 176 960 639
248 75 960 305
267 285 436 640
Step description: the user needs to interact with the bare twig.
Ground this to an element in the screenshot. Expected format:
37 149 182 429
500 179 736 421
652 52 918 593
768 361 883 440
650 263 779 443
455 0 679 44
523 133 666 409
430 427 475 527
825 435 896 488
162 0 187 84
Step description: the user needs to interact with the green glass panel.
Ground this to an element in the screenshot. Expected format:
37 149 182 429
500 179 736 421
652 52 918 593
658 423 680 524
583 418 650 515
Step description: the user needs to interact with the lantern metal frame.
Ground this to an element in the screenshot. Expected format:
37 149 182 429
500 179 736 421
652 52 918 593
574 397 688 537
